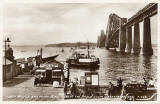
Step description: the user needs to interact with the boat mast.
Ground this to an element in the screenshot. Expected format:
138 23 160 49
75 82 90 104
87 40 90 58
77 41 80 49
40 48 42 59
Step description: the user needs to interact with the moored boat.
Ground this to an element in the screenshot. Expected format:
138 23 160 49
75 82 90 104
66 42 100 67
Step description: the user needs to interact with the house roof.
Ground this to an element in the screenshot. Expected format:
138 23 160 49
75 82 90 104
3 57 13 65
15 58 25 63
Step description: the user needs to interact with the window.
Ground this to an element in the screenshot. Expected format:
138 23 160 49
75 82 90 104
42 72 46 77
52 72 61 78
35 72 41 75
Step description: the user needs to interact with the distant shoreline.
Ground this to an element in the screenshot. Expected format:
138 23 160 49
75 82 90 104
10 43 157 47
45 42 97 47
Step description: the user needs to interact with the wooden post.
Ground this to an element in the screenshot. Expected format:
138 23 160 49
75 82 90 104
4 40 6 81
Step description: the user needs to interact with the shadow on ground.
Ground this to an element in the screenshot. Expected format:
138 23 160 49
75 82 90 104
3 76 31 87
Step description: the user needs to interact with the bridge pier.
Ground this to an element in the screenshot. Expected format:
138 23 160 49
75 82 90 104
132 23 141 54
125 26 132 53
118 18 127 52
119 26 126 52
143 17 153 55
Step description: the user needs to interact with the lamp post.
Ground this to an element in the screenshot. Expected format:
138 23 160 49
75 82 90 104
4 37 11 81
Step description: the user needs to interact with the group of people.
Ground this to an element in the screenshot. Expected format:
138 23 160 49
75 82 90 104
108 77 123 96
64 78 79 98
108 77 156 96
143 77 155 88
63 76 156 98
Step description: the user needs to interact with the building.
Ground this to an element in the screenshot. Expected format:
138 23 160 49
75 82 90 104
3 57 23 81
27 57 35 71
3 39 22 82
3 57 15 81
15 58 29 72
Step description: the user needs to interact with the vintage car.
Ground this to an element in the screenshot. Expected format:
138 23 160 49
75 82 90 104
34 66 64 86
34 68 52 86
122 83 157 101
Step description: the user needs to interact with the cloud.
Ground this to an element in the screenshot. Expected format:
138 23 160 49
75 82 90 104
3 3 157 45
61 7 90 20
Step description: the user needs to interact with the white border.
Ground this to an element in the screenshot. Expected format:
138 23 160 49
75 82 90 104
1 0 160 104
1 0 158 3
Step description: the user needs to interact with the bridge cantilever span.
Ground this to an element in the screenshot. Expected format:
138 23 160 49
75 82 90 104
105 3 157 55
124 3 157 28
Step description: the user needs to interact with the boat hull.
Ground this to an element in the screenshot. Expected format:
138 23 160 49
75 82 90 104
67 59 100 67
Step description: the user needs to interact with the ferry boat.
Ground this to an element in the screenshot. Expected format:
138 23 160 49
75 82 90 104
66 42 100 67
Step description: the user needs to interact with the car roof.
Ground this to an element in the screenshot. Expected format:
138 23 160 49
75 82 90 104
52 70 61 72
36 70 46 72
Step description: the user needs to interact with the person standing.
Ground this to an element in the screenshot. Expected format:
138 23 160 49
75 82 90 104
70 81 76 98
143 78 148 90
108 82 114 96
64 81 68 96
117 77 123 88
71 78 79 98
148 78 154 87
34 75 38 86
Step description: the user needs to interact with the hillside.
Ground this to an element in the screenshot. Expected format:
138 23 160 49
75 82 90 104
45 42 97 47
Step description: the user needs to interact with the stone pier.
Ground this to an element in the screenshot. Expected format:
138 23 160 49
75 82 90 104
125 26 132 53
119 26 126 52
143 17 153 55
132 23 140 54
118 18 127 52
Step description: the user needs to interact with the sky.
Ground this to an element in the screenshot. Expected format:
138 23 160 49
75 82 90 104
3 3 157 45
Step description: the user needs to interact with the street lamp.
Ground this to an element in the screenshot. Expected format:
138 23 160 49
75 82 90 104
4 37 11 81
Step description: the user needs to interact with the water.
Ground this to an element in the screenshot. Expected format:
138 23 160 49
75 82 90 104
12 46 157 86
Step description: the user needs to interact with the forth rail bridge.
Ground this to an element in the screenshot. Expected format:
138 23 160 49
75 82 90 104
98 3 158 56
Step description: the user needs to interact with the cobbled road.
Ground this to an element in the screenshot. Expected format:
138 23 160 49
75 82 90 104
3 74 64 101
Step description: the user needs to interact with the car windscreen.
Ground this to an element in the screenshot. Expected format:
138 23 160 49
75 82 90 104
35 72 41 75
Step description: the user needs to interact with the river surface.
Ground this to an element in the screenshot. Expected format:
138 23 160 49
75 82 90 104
12 46 157 86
